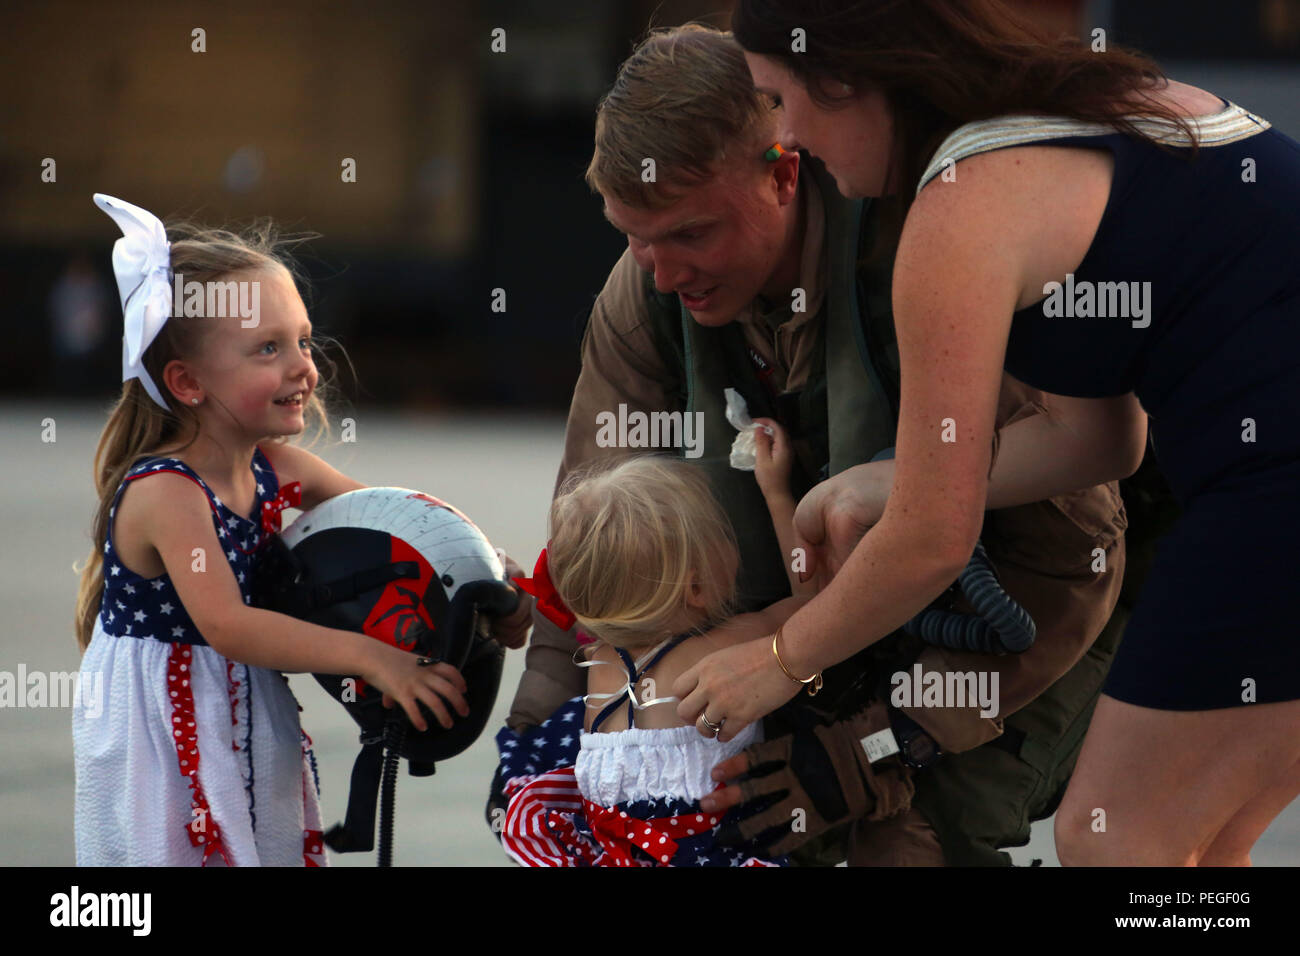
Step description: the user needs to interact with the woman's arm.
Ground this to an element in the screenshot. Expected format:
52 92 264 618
776 166 1023 677
781 145 1153 673
703 596 809 651
677 147 1130 739
807 388 1147 531
983 392 1147 505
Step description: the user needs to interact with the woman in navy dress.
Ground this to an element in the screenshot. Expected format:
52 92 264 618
672 0 1300 865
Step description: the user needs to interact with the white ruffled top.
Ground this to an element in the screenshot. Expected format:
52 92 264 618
575 721 760 806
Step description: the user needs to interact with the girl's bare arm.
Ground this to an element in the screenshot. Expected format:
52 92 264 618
134 473 468 731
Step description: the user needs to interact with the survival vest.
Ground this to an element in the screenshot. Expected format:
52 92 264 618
641 155 903 614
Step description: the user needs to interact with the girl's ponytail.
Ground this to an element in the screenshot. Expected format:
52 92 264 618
74 380 197 651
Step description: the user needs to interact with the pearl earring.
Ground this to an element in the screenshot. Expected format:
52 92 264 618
191 398 199 405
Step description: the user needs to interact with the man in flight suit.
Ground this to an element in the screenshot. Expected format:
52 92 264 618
498 23 1133 865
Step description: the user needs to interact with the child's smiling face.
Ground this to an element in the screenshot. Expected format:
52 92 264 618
171 265 318 440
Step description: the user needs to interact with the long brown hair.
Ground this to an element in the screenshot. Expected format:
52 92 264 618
73 220 341 652
732 0 1198 226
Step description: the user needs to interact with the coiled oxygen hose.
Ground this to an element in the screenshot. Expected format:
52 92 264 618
377 721 406 868
867 447 1036 654
903 540 1036 654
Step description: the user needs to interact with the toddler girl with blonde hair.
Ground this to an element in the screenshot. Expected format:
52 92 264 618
498 437 808 867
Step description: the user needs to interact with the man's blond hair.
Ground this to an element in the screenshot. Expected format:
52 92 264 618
586 23 777 209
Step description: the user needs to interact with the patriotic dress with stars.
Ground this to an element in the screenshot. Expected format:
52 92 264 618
496 639 784 868
72 446 327 866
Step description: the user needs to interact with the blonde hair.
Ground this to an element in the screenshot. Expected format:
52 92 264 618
547 456 739 650
585 23 778 210
73 219 343 652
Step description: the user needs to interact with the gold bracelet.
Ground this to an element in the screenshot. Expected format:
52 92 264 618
771 626 823 696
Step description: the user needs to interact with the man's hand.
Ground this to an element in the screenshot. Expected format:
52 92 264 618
488 551 534 649
698 700 915 858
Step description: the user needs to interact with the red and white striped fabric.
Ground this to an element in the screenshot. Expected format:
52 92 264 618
500 766 780 868
501 767 590 867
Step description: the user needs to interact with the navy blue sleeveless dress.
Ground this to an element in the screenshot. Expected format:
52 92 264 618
72 445 326 865
917 102 1300 710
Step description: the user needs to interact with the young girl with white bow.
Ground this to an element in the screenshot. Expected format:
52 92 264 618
70 195 524 865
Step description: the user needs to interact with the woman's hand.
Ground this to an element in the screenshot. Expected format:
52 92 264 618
752 417 793 499
793 459 893 584
488 551 534 649
359 641 470 733
674 635 802 743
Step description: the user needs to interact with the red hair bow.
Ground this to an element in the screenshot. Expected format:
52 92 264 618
512 547 576 631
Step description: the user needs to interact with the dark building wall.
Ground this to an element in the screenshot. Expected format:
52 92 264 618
5 1 1298 410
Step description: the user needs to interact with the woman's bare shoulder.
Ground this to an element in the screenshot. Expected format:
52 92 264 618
1134 79 1226 119
909 142 1114 310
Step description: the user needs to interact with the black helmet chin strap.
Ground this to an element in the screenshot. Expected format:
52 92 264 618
323 719 414 865
254 540 428 860
322 730 391 854
280 559 424 621
322 580 519 866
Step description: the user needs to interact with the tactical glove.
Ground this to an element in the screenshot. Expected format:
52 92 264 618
716 699 915 858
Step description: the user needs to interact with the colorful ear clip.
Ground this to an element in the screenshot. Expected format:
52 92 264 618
764 143 786 162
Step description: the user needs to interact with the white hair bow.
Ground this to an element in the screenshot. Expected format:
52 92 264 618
93 193 173 409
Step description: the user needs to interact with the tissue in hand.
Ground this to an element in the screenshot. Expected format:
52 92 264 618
725 387 773 471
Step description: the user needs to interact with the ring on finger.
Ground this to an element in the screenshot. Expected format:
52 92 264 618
699 712 725 736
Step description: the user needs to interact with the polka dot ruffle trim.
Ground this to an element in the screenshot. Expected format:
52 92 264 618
168 642 232 866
